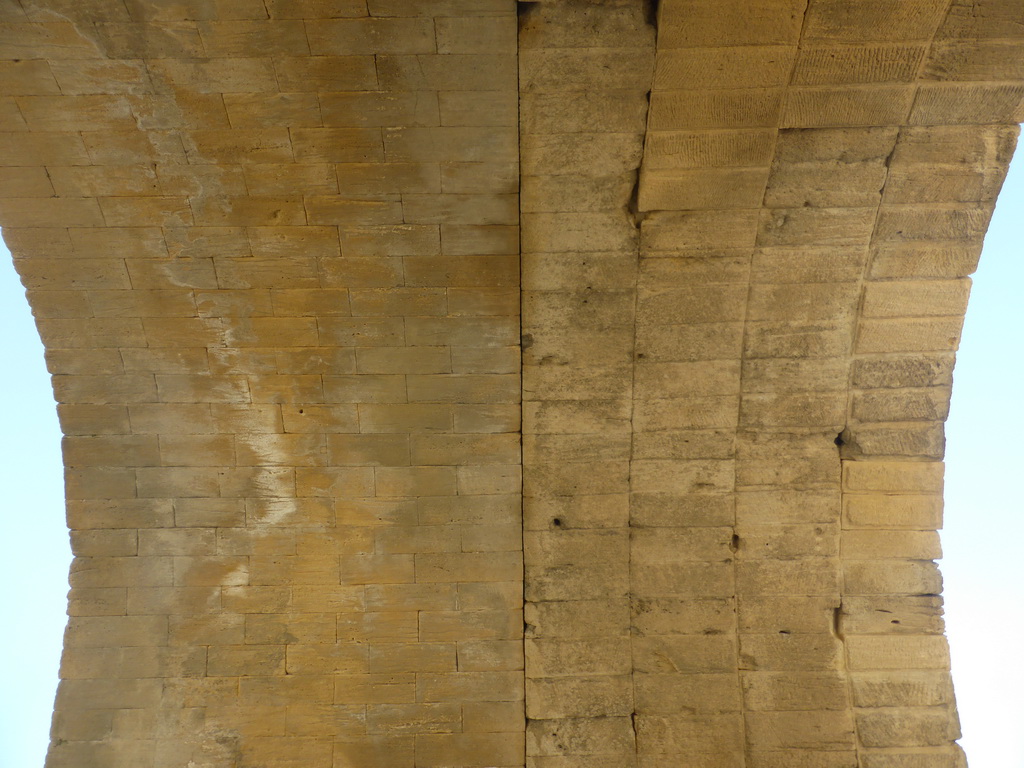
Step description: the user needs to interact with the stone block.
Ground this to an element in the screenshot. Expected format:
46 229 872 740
794 44 926 85
847 635 950 670
658 0 806 47
649 90 783 131
643 129 774 170
521 49 653 92
783 86 915 127
910 84 1024 125
745 710 855 751
856 707 959 747
803 0 948 42
527 676 634 719
852 670 954 708
742 672 849 711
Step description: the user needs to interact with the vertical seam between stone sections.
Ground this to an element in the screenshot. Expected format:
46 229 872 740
840 123 902 768
732 5 812 764
516 9 527 764
626 194 642 762
733 232 755 768
628 6 661 759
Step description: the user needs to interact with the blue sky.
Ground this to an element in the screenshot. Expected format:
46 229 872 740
942 148 1024 766
1 161 1023 766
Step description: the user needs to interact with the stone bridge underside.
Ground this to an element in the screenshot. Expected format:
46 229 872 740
3 0 1024 766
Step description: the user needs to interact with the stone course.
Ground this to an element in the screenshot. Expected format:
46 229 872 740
1 0 1022 766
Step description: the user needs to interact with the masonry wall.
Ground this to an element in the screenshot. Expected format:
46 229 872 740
1 0 1022 766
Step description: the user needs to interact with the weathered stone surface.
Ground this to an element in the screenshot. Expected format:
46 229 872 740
1 0 1019 766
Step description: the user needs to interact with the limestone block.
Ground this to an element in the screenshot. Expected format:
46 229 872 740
635 322 744 362
875 205 991 243
649 90 783 131
69 556 173 589
843 559 943 596
736 560 840 597
524 492 628 531
747 751 859 768
367 0 514 17
737 524 839 560
631 494 734 527
770 163 884 209
639 167 768 211
635 712 743 758
634 635 735 674
526 560 629 602
852 388 951 422
847 636 950 670
927 40 1024 82
65 615 169 648
436 16 516 54
935 0 1024 40
521 49 653 92
413 733 524 768
843 461 943 493
742 672 849 711
793 44 926 85
758 207 877 248
910 84 1024 124
527 676 633 719
633 527 734 563
842 422 946 459
70 529 139 557
261 0 365 17
631 562 734 600
58 403 130 434
66 499 174 530
632 597 735 636
419 614 524 643
860 748 967 768
463 702 524 734
522 132 643 176
636 672 741 714
365 702 461 735
803 0 948 42
292 128 385 164
638 284 747 324
856 707 959 747
20 21 144 59
0 166 54 197
631 430 734 461
68 589 126 618
633 396 739 431
643 129 775 171
852 670 954 708
843 530 941 560
197 19 310 56
782 86 915 128
55 678 163 710
658 0 806 47
0 58 60 94
274 55 378 91
852 354 955 390
223 93 322 129
377 54 516 92
655 47 795 90
744 710 856 751
856 316 963 354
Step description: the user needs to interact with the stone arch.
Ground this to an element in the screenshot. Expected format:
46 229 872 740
1 1 1021 766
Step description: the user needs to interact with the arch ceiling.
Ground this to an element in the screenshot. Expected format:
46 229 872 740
1 0 1021 766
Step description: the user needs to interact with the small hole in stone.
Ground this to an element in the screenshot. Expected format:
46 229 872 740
298 409 304 414
552 518 562 527
834 433 845 446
